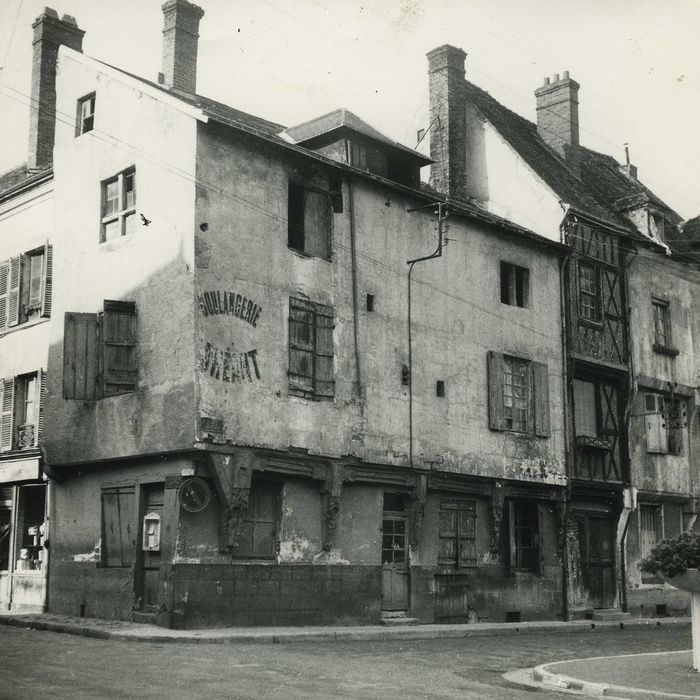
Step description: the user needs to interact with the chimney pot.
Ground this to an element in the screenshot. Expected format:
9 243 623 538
161 0 205 94
543 77 550 86
563 70 570 80
553 73 560 83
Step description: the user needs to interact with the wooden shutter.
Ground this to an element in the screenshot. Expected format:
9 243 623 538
457 502 477 568
101 486 136 567
7 255 21 327
0 377 15 452
645 394 666 453
314 303 335 398
305 189 331 259
487 351 505 431
40 243 53 318
507 500 517 569
0 259 9 331
288 298 314 393
102 300 137 396
34 369 46 447
438 503 458 566
532 362 550 437
63 312 99 400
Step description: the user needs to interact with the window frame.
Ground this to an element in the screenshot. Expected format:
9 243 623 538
76 92 96 136
288 297 335 400
287 181 332 260
651 297 678 355
578 261 601 324
438 499 477 569
509 500 541 573
101 167 136 243
0 370 44 453
503 355 530 432
500 261 530 308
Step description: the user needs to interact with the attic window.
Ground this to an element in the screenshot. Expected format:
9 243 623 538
349 142 368 171
287 182 331 259
649 211 665 242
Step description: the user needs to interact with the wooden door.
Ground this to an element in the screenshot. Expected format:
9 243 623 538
577 515 616 608
136 484 164 610
381 494 408 611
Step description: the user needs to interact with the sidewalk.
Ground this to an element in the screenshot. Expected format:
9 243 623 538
0 611 690 645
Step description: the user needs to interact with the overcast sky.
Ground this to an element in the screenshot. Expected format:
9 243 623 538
1 0 698 218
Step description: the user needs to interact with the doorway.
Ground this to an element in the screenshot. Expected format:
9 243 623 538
381 493 408 611
135 483 164 611
576 514 616 608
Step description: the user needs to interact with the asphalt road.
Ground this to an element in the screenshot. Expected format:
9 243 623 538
0 624 691 699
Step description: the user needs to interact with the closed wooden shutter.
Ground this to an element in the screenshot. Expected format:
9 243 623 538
101 486 136 567
7 255 21 327
289 298 314 393
645 394 666 453
40 243 53 318
0 377 14 452
34 369 45 447
305 189 331 259
533 362 550 437
314 303 334 398
63 312 99 400
487 351 505 431
101 300 137 396
0 259 9 331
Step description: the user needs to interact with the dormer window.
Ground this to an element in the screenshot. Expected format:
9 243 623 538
649 210 665 242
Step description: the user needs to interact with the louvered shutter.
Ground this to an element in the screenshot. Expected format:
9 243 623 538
0 259 8 331
0 377 15 452
487 351 505 431
314 303 334 398
34 369 46 447
63 312 99 400
101 300 138 396
7 255 21 327
533 362 550 437
40 243 53 318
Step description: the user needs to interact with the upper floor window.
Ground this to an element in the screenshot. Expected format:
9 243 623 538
101 168 136 242
0 370 45 453
651 298 677 355
644 393 685 455
76 93 95 136
287 182 331 259
288 297 334 400
0 243 53 333
578 262 600 322
487 351 550 437
349 141 368 170
500 261 529 308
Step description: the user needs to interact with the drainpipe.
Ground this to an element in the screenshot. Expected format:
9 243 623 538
348 178 362 398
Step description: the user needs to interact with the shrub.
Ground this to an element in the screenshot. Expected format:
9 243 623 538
639 531 700 579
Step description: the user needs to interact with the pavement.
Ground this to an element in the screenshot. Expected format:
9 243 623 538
0 612 696 697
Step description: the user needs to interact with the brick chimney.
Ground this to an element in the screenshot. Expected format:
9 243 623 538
535 72 580 174
28 8 84 171
160 0 204 94
427 45 467 197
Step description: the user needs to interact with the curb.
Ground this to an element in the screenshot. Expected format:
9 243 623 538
0 614 691 645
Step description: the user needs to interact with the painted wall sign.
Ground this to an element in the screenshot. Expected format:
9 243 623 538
200 341 261 382
198 290 261 327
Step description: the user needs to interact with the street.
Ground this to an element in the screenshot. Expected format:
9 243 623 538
0 624 692 699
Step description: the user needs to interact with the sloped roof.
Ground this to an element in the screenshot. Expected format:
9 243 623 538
0 163 52 200
673 215 700 256
463 80 643 237
282 107 431 164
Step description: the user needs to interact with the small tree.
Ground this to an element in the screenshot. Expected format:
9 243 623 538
639 531 700 579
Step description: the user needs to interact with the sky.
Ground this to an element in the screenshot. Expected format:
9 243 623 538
0 0 698 219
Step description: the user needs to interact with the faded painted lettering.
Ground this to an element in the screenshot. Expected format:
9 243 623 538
199 341 261 382
198 290 262 327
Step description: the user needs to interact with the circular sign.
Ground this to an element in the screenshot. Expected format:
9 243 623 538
178 477 212 513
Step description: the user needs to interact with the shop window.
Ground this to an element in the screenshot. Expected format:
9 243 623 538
509 500 540 572
0 370 45 452
287 181 331 259
487 352 550 437
76 93 95 136
101 167 136 242
101 485 136 567
500 262 529 308
235 482 280 559
438 499 477 568
0 487 11 572
63 300 138 400
288 297 334 400
578 262 601 322
0 243 53 332
15 485 46 571
645 393 685 455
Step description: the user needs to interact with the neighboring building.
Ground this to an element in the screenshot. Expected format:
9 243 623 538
0 9 84 612
33 2 569 628
424 45 699 618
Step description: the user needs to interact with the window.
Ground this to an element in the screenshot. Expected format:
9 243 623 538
487 352 550 437
287 182 331 258
366 293 375 312
438 500 477 568
63 300 138 400
500 262 529 308
76 93 95 135
0 488 12 572
639 502 682 583
578 262 600 322
645 393 685 455
101 168 136 242
235 482 280 559
0 371 45 452
0 244 52 332
509 500 540 572
436 380 445 397
349 141 368 170
288 297 334 400
651 298 676 354
573 379 598 438
649 211 665 242
101 485 136 567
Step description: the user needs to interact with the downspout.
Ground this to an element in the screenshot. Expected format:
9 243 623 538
347 178 362 398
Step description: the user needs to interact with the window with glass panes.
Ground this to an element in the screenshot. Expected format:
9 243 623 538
578 262 599 321
504 357 529 432
76 94 95 135
101 168 136 242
